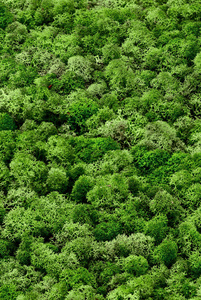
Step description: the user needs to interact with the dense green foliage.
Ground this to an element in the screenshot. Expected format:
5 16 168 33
1 0 201 298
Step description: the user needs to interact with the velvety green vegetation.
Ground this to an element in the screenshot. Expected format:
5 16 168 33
1 0 201 298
